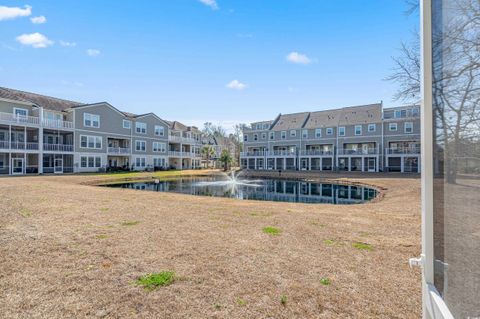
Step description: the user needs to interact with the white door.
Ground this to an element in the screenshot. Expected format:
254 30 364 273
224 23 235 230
54 158 63 174
362 144 369 155
367 158 376 172
11 158 24 175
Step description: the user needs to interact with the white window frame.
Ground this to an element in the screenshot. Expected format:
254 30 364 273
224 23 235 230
261 132 267 140
389 123 398 131
80 156 101 168
135 140 146 152
315 129 322 138
302 129 308 138
368 124 376 132
80 135 102 149
326 127 333 135
253 134 258 141
154 125 165 137
153 142 166 152
136 122 147 134
13 107 28 118
84 113 100 128
290 130 296 137
404 122 413 133
281 131 287 139
135 157 146 168
123 120 131 129
338 127 345 137
269 132 275 140
244 135 248 142
355 125 362 136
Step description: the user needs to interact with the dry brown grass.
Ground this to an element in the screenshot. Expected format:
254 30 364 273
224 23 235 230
0 171 421 318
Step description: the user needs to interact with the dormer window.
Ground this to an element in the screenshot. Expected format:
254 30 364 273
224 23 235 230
290 130 296 137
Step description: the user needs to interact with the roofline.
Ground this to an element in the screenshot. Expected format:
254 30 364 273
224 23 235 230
0 96 36 107
135 112 170 126
70 102 128 117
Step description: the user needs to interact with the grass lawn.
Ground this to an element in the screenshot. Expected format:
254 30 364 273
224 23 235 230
0 171 421 318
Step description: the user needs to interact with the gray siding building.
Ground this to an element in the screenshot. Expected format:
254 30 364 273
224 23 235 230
241 103 420 173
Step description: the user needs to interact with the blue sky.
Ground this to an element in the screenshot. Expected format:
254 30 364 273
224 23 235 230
0 0 417 130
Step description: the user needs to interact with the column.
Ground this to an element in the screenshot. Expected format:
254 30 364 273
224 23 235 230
283 158 286 170
348 157 351 172
361 157 365 172
38 108 43 174
308 158 312 171
401 156 405 173
254 158 257 170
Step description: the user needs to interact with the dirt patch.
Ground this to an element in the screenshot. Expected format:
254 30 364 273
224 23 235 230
0 171 421 318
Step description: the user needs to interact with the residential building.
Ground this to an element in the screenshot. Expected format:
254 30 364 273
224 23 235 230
241 103 421 173
0 87 200 175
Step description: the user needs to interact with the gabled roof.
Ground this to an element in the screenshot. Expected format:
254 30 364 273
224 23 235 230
338 103 382 125
303 109 342 129
271 112 310 131
0 87 82 111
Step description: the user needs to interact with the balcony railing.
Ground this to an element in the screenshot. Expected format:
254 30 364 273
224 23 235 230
107 147 131 155
241 151 267 157
42 118 74 130
0 112 40 125
270 150 297 156
168 135 199 144
43 143 74 152
8 142 39 150
385 147 421 155
168 151 201 157
168 151 183 157
337 148 378 155
299 150 334 156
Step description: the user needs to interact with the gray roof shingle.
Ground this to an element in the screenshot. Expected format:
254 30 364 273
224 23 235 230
0 87 83 111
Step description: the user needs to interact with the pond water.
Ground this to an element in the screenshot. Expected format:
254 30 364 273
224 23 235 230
104 175 378 204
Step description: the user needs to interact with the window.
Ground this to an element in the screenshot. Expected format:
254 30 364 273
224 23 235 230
155 125 164 136
389 123 398 131
263 124 269 130
80 156 101 168
153 142 166 152
154 158 165 167
404 122 413 133
281 131 286 139
302 130 308 138
256 124 262 130
355 125 362 135
261 132 266 140
326 127 333 135
0 131 5 141
368 124 376 132
84 113 100 128
412 107 419 117
135 157 146 168
269 132 275 140
315 129 322 138
80 135 102 149
14 108 28 118
244 134 248 142
254 134 258 141
290 130 296 137
338 127 345 136
123 120 131 129
136 140 146 152
136 122 147 134
45 111 62 121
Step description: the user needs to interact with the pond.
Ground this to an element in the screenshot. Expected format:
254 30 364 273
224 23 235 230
104 175 378 204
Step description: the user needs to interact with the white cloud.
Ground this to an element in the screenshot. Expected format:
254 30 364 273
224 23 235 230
199 0 218 10
226 80 247 91
60 40 77 47
86 49 101 57
286 51 312 65
0 5 31 21
30 15 46 24
15 33 53 48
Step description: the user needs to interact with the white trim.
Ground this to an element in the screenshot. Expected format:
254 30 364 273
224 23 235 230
338 126 345 136
123 119 131 129
75 129 168 141
13 107 28 117
135 122 147 134
83 113 100 128
72 102 127 118
79 134 102 149
135 140 147 152
389 123 398 131
404 121 414 134
354 125 362 135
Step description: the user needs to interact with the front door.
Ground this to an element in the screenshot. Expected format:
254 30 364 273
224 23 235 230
367 158 376 172
12 158 24 175
54 158 63 174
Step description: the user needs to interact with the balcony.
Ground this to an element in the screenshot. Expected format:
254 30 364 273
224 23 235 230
270 150 297 156
385 147 421 155
337 148 378 155
0 141 39 150
107 147 131 155
168 135 198 144
299 150 334 156
0 112 40 126
168 151 183 157
42 118 74 130
43 143 74 152
241 151 267 157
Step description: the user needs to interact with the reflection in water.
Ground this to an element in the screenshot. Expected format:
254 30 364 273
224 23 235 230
105 176 377 205
432 0 480 316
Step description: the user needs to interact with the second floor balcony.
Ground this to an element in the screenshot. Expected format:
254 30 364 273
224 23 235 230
385 147 421 155
0 141 39 150
43 143 74 152
337 148 378 155
42 118 74 130
168 134 199 144
0 112 40 126
107 147 131 155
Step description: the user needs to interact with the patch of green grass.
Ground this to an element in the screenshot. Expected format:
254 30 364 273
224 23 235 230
236 298 247 306
214 303 222 310
319 278 331 286
310 221 326 227
100 208 109 212
280 295 288 305
121 221 140 226
352 242 373 251
263 226 281 235
19 208 31 217
96 234 108 239
136 271 175 291
323 239 335 245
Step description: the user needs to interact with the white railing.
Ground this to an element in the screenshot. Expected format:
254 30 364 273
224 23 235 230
0 141 9 149
107 147 131 155
270 150 296 156
385 147 421 155
8 142 39 150
168 135 198 144
299 150 334 156
241 151 267 157
0 112 40 125
337 148 378 155
42 118 74 130
43 143 74 152
168 151 183 157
